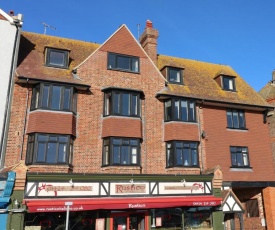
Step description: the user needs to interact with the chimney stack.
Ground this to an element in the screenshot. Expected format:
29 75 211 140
139 20 159 65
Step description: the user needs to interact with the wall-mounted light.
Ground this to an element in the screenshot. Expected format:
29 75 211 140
14 199 20 208
201 130 207 139
69 179 74 187
181 179 186 187
129 179 134 184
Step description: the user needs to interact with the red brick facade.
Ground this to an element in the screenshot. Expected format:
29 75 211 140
4 22 275 229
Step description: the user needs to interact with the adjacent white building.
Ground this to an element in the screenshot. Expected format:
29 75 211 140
0 9 23 168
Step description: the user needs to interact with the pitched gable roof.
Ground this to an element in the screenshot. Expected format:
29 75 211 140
16 32 100 88
222 189 244 213
157 55 271 109
99 25 146 58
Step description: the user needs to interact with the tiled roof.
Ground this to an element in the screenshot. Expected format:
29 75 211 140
16 31 271 108
259 83 275 102
16 32 100 87
157 55 271 108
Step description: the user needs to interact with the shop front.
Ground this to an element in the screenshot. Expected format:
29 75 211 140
23 173 222 230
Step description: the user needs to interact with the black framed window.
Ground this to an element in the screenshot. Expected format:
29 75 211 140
165 98 196 122
108 53 139 73
104 90 140 117
223 76 236 91
102 137 140 166
168 67 183 84
31 83 77 113
166 141 198 167
226 109 245 129
46 48 69 68
26 133 73 165
230 146 249 167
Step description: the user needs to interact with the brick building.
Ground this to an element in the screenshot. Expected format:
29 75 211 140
4 20 275 229
0 8 23 229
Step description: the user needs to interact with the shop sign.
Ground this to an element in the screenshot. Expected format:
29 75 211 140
115 184 146 194
34 182 98 197
159 182 209 195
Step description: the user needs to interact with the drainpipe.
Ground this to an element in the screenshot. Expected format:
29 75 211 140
198 100 205 173
0 23 21 169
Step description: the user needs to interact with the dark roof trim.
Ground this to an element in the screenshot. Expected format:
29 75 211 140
156 93 274 111
16 76 90 90
26 172 213 182
223 181 275 187
101 86 144 96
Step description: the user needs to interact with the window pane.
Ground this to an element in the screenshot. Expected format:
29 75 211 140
46 143 57 163
113 146 120 164
189 102 195 121
37 143 46 162
117 56 130 70
113 93 120 114
38 134 48 142
183 148 190 166
108 54 116 69
132 58 139 72
49 50 65 66
131 147 137 164
103 145 109 165
165 100 172 120
232 111 239 128
132 95 138 115
236 153 243 166
42 85 50 108
174 100 180 120
122 93 130 116
191 149 197 165
243 153 248 166
181 100 187 121
169 69 181 83
58 143 67 163
227 111 233 127
121 146 129 164
51 86 61 110
176 149 183 165
239 112 245 128
63 88 71 110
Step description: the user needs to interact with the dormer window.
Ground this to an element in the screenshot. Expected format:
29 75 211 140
222 76 236 91
46 48 69 68
108 53 139 73
168 67 183 84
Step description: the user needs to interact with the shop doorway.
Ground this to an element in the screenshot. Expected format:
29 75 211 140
111 211 147 230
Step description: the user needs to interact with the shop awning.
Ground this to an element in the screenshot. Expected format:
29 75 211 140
24 196 222 213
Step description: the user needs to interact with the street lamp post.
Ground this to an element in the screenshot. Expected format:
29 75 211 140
65 201 73 230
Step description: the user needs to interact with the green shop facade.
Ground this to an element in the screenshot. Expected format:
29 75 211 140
21 173 224 230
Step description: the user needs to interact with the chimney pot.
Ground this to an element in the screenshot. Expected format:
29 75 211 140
146 20 153 28
9 10 14 16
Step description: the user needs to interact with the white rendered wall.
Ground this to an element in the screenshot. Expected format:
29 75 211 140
0 19 17 155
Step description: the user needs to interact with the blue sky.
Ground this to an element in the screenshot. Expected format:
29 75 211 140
2 0 275 92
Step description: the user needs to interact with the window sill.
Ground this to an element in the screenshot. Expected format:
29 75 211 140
107 68 140 74
164 120 198 124
230 167 253 172
227 127 248 132
101 165 141 171
30 109 76 115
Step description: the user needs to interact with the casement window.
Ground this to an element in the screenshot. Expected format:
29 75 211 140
104 90 140 117
31 83 77 113
226 109 246 129
26 133 73 165
230 146 250 167
166 141 198 167
168 67 183 84
102 137 140 166
46 48 69 68
164 98 196 122
108 53 139 73
246 199 259 217
222 76 236 91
